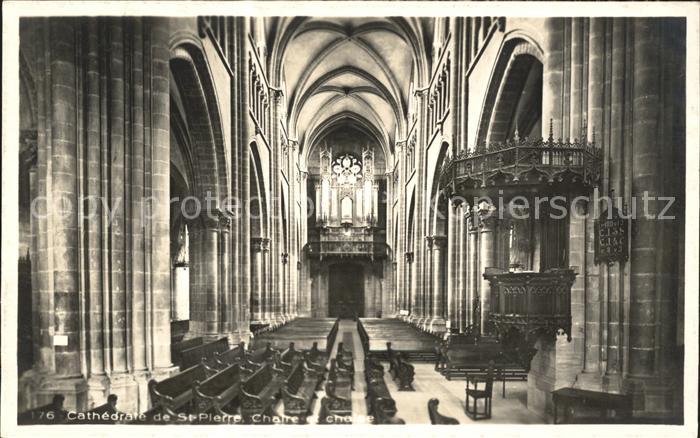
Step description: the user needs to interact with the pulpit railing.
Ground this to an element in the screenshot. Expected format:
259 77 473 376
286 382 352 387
440 126 601 196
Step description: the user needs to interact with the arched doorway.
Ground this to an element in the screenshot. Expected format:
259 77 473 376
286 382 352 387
328 263 364 318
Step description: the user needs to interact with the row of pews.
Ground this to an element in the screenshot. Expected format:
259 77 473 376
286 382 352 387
364 357 405 424
148 318 341 424
434 329 527 397
358 318 440 362
146 339 327 424
253 317 339 352
318 343 354 423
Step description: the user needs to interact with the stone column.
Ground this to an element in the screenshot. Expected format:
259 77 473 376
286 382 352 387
281 252 289 320
477 204 497 335
250 237 265 323
604 17 627 378
129 18 147 378
201 216 220 338
82 20 104 384
583 17 606 373
19 17 174 414
466 207 479 330
420 236 433 329
629 18 661 378
237 17 253 340
413 90 429 327
289 141 299 319
447 201 460 330
107 18 128 376
457 203 467 332
298 169 309 316
543 17 565 139
406 252 415 317
570 17 585 140
261 237 272 324
430 235 448 332
219 212 232 338
270 90 284 327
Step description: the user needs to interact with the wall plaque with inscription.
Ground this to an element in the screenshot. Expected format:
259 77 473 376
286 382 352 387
594 208 629 264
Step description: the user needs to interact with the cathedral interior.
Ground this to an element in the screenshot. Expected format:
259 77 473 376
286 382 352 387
13 15 687 425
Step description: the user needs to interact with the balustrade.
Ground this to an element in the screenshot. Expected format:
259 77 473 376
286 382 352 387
440 122 601 200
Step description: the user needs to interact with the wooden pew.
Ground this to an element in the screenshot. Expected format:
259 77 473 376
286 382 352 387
336 342 355 376
171 337 203 367
319 377 352 421
304 341 328 373
318 358 353 421
180 337 229 369
359 318 440 361
364 360 404 424
210 342 247 370
192 363 242 417
148 363 214 416
334 348 355 389
17 395 68 425
75 394 123 424
364 357 384 380
245 341 277 366
240 362 285 423
281 360 319 422
373 398 405 424
427 398 459 424
171 320 189 344
366 375 396 415
387 343 415 391
277 342 303 371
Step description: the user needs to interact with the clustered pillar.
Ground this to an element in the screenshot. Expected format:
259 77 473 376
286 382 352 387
19 17 175 414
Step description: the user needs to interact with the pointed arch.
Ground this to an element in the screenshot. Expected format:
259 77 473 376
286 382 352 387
170 43 229 204
474 36 544 147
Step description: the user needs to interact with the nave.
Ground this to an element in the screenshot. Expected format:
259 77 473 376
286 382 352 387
12 13 687 425
18 318 541 425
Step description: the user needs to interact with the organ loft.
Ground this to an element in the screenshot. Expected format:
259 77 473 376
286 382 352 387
9 13 688 427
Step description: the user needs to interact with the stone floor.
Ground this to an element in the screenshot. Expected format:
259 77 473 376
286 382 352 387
296 319 545 425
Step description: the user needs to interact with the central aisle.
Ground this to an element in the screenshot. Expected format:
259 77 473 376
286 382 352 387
327 320 368 418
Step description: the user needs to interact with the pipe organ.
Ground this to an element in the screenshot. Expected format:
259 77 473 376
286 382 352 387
315 144 378 229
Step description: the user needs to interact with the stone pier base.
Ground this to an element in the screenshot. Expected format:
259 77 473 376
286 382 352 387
527 332 579 421
18 365 179 415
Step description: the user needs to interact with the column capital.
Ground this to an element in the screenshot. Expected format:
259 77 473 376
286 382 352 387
198 208 225 231
218 210 232 229
281 252 289 264
405 251 414 263
414 88 430 98
270 87 284 101
476 203 499 230
450 197 464 209
251 236 270 252
432 235 447 249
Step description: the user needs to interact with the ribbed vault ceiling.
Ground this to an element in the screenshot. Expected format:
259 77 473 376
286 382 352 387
275 17 423 161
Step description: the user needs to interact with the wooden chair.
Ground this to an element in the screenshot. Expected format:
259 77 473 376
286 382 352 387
427 398 459 424
465 361 495 420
